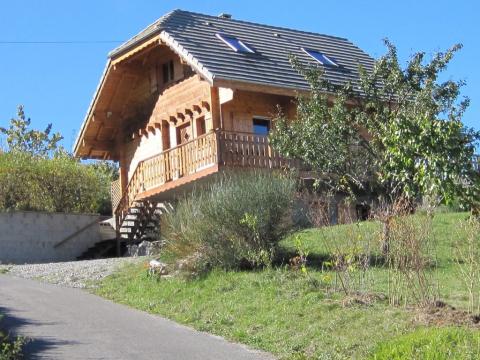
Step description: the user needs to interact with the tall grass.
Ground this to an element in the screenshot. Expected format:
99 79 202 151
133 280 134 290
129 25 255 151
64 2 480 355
369 327 480 360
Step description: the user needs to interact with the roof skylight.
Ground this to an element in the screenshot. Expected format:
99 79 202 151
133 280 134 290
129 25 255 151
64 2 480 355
302 48 338 67
216 33 255 53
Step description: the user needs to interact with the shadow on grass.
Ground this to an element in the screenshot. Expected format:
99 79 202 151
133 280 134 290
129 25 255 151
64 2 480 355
274 248 388 270
0 305 79 360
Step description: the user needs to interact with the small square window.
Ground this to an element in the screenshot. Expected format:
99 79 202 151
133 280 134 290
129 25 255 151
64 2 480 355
253 118 270 136
216 33 255 54
302 48 338 67
162 60 175 84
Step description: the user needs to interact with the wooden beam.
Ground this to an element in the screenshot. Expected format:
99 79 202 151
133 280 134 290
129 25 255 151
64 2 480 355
209 88 221 129
169 116 177 124
185 109 193 118
192 104 202 114
201 101 211 112
147 125 156 134
213 78 302 97
176 112 185 121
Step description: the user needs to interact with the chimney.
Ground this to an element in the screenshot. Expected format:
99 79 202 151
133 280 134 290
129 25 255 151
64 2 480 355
218 13 232 19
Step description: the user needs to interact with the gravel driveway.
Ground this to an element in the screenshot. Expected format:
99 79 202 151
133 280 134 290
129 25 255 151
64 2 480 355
0 257 141 288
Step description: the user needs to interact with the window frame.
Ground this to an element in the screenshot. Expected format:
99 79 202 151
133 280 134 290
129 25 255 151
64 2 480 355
216 33 255 54
301 48 339 67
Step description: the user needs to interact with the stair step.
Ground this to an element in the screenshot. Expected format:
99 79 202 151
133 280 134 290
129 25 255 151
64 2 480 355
116 199 164 248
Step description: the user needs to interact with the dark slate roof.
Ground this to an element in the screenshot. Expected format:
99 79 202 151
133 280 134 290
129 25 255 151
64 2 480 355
110 9 376 91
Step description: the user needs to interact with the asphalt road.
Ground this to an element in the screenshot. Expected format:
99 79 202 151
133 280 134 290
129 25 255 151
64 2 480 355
0 275 274 360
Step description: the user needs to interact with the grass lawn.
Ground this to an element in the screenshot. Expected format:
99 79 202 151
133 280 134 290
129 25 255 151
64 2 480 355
95 212 477 359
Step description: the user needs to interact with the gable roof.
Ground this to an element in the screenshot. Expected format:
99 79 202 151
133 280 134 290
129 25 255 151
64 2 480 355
109 9 375 91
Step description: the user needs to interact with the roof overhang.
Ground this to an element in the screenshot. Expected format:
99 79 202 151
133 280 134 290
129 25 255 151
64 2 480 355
213 78 305 97
73 60 111 158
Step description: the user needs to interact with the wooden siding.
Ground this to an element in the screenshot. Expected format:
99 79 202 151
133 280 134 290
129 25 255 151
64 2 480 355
147 75 211 128
221 90 295 133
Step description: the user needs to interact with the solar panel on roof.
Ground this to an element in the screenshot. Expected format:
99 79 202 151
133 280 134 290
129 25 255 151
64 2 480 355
302 48 338 67
216 33 255 54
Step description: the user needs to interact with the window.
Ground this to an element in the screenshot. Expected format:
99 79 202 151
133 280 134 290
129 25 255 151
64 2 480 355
196 116 206 137
216 33 255 53
301 48 338 67
176 122 191 145
162 60 175 84
161 120 170 150
253 118 270 136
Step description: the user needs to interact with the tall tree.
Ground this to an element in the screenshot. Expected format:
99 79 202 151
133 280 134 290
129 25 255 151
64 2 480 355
270 41 480 211
0 105 63 156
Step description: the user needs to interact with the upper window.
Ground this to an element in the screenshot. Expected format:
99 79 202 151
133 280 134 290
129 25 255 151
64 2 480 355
302 48 338 67
216 33 255 53
162 60 175 84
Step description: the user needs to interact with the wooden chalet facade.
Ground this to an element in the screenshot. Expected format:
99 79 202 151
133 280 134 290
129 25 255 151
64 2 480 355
73 10 375 247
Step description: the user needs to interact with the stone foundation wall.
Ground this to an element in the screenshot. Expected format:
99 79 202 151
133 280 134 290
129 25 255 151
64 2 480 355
0 211 103 264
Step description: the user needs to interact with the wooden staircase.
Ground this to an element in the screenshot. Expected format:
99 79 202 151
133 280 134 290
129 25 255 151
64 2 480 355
77 202 166 260
118 201 166 243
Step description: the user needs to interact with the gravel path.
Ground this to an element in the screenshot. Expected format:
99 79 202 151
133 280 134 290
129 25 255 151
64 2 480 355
0 257 141 289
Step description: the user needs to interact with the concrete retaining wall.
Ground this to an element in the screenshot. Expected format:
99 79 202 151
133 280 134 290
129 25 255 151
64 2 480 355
0 211 103 264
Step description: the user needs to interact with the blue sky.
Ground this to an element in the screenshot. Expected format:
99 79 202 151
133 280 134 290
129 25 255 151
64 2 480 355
0 0 478 150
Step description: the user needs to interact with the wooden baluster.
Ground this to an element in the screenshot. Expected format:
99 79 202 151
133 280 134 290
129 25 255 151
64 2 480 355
188 140 192 174
167 150 171 181
182 144 186 176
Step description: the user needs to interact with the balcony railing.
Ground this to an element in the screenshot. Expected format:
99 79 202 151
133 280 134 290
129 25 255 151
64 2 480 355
114 129 299 229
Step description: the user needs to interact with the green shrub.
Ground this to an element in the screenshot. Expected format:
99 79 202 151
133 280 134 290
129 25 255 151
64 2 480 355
162 171 296 272
0 151 115 215
369 327 480 360
0 334 24 360
0 315 24 360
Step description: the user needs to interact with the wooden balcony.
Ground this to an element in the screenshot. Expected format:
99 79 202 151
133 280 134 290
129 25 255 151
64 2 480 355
114 129 299 227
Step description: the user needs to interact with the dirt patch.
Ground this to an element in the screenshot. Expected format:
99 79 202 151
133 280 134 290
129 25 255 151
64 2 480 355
414 300 480 328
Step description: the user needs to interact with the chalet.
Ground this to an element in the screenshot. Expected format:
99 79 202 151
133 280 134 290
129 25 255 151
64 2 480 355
73 10 376 250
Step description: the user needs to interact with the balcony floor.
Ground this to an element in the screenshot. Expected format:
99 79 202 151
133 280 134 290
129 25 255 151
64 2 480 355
136 164 220 202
